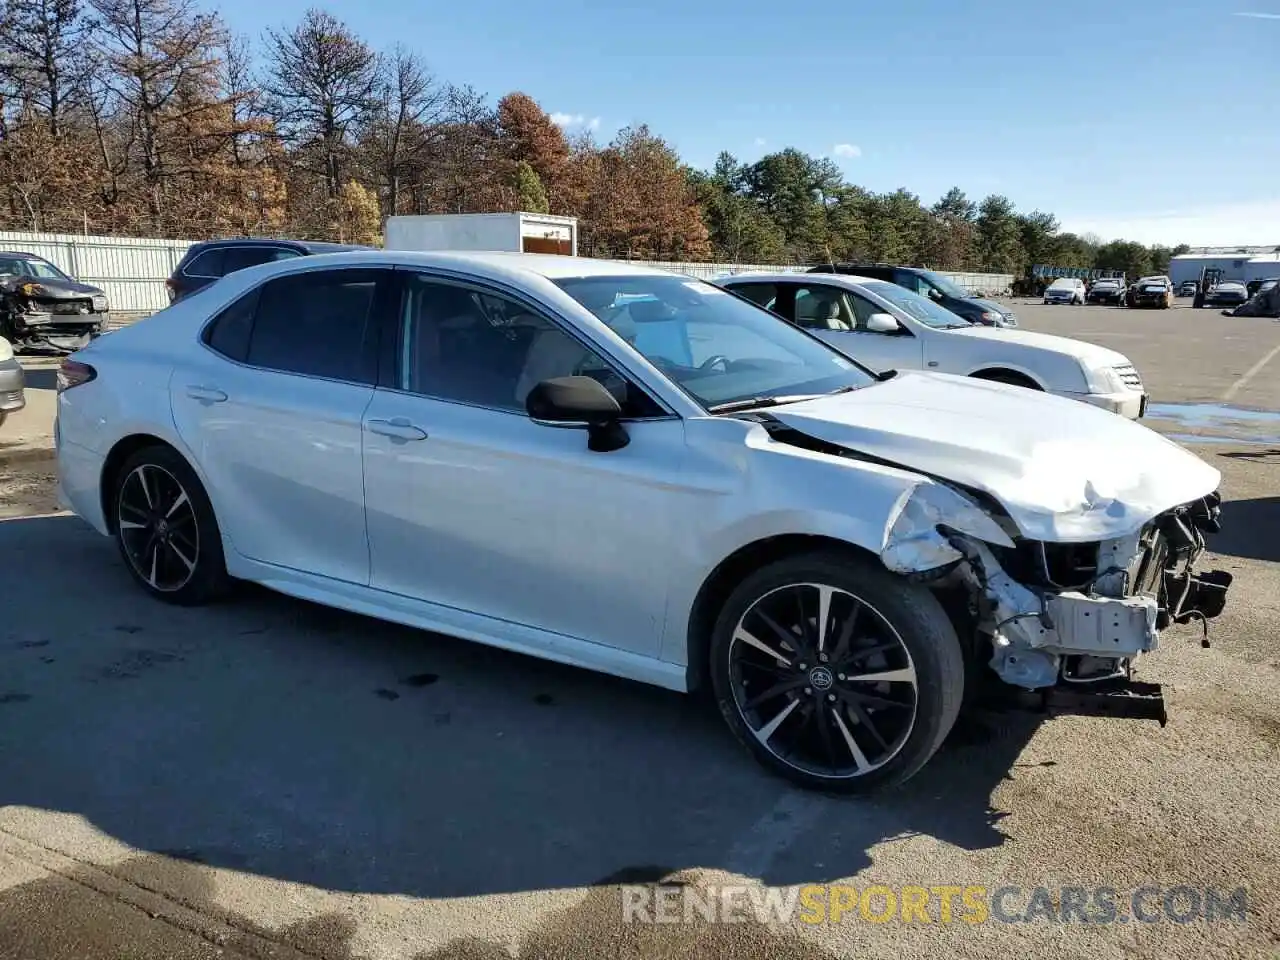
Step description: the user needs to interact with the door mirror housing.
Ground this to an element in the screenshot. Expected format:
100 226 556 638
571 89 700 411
926 287 944 301
526 376 630 452
865 312 901 334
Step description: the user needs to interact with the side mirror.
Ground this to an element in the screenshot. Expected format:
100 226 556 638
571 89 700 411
865 313 901 334
926 287 944 301
526 376 630 453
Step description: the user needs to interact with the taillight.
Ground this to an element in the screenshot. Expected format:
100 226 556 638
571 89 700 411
57 359 96 393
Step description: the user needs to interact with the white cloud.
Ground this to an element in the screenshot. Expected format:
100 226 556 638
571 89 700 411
832 143 862 159
753 137 768 147
550 112 601 130
1060 199 1280 247
1233 10 1280 17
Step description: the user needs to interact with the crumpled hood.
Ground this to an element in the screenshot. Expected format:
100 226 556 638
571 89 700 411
767 371 1220 542
0 274 103 298
948 324 1129 367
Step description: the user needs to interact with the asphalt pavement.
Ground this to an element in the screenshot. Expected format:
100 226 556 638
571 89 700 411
2 300 1279 959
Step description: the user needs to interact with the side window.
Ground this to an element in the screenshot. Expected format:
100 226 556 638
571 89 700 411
245 269 381 383
203 288 259 362
183 249 225 278
845 290 893 331
729 283 780 313
223 246 298 274
791 286 854 331
399 275 662 417
893 271 928 296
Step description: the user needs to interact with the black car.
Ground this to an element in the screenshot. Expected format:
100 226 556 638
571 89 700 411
1086 278 1126 304
1246 278 1279 299
166 238 370 303
806 262 1017 326
0 251 111 353
1128 276 1174 309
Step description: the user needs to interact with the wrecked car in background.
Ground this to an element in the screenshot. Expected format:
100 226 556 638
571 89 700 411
0 252 111 353
55 251 1232 794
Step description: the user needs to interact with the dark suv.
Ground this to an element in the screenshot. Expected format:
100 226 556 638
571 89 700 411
166 239 369 304
806 262 1017 327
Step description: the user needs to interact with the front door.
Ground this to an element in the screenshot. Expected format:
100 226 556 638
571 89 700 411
361 271 687 657
781 282 924 373
170 267 387 584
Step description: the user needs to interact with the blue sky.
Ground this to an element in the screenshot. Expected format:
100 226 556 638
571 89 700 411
220 0 1280 246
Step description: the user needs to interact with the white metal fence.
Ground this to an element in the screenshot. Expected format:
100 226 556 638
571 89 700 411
0 230 194 313
0 230 1016 313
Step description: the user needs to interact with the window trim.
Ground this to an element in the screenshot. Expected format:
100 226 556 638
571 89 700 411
197 265 391 388
379 268 681 423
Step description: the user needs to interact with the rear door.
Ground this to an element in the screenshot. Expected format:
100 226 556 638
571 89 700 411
170 266 391 584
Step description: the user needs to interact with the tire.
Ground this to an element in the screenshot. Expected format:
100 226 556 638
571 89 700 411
972 370 1042 390
709 550 965 794
111 444 231 606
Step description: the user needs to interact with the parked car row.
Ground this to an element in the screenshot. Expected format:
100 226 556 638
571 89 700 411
805 262 1019 328
52 249 1230 793
716 271 1147 418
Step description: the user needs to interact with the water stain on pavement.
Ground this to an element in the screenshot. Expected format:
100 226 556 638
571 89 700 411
1146 402 1280 445
403 672 440 687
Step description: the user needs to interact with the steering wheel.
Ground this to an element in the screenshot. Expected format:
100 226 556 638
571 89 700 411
699 354 731 373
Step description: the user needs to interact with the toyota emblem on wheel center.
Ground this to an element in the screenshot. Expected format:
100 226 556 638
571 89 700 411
809 666 835 691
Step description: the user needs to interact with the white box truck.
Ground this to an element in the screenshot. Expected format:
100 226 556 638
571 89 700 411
384 212 578 256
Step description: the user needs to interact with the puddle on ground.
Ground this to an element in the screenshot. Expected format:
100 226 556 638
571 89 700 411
1144 403 1280 445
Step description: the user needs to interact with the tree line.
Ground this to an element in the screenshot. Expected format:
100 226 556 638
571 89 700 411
0 0 1185 276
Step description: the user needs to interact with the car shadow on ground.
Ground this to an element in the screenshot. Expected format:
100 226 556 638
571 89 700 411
1209 495 1280 563
0 514 1040 901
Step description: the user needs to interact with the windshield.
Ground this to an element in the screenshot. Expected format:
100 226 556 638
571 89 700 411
860 280 971 329
0 256 69 280
918 271 970 300
552 275 876 411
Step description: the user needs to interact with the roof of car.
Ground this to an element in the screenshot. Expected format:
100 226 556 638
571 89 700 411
0 250 53 260
198 250 694 289
189 238 369 253
719 271 880 286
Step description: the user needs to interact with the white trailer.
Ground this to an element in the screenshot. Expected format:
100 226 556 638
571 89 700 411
383 213 578 256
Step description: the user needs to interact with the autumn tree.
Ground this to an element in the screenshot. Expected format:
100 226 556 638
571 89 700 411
89 0 227 229
264 8 377 201
495 92 569 210
0 0 93 135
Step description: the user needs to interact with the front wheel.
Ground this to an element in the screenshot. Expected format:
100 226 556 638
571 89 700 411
112 445 231 606
709 551 964 794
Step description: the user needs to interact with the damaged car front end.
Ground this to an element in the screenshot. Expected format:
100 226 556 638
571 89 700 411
880 481 1230 725
0 254 111 353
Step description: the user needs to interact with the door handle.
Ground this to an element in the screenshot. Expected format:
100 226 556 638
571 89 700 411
186 385 228 403
927 361 939 368
367 417 428 442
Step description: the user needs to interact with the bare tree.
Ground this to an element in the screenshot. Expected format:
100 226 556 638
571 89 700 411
363 45 446 217
0 0 94 135
263 8 377 200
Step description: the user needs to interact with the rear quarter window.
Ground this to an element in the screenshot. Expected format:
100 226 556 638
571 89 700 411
182 249 225 278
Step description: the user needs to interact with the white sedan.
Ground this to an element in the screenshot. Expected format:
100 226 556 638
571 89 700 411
55 251 1229 792
715 271 1148 418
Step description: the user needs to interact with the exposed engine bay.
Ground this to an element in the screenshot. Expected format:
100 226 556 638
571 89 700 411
0 272 111 353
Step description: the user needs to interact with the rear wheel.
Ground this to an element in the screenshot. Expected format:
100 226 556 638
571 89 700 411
112 445 230 606
709 551 964 794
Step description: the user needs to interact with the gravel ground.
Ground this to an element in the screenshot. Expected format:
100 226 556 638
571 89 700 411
1 301 1278 959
